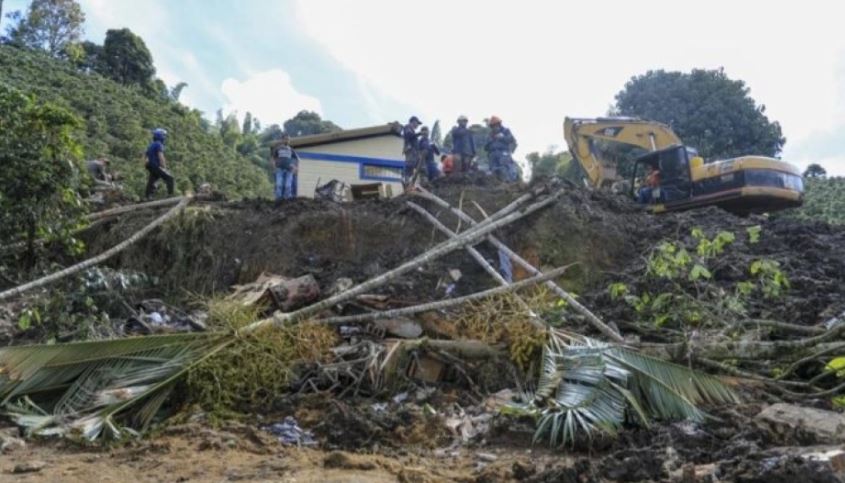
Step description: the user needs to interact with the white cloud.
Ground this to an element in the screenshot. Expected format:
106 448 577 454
221 69 322 126
294 0 845 173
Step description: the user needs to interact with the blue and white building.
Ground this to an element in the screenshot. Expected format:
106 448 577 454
289 123 405 198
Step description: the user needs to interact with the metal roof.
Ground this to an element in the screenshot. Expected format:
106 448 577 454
285 122 402 149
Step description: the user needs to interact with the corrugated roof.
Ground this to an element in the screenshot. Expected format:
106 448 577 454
285 122 402 149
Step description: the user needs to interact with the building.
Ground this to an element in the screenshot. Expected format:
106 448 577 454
287 123 405 198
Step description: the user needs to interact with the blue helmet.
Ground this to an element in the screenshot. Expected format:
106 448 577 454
152 128 168 142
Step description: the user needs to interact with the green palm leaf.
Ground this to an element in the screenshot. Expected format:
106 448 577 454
0 333 230 439
514 330 739 448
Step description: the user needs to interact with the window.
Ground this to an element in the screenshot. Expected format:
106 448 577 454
361 163 402 180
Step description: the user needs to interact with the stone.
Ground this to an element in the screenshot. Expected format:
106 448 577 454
13 460 46 474
756 403 845 443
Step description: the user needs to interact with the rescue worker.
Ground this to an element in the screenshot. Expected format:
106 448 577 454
402 116 423 185
144 128 175 199
87 157 111 183
449 115 476 173
271 133 299 200
417 126 441 181
441 153 455 176
484 116 518 181
637 164 660 204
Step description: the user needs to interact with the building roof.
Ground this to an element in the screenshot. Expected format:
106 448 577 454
285 122 402 149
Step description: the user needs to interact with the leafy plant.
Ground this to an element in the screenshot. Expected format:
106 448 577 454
508 330 739 447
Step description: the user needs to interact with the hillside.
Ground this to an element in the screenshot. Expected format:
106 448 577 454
0 46 271 199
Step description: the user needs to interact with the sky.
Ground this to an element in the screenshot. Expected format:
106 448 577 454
5 0 845 174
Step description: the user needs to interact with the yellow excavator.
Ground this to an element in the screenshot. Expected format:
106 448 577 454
563 117 804 214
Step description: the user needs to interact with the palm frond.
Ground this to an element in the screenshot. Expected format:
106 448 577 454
0 333 229 440
511 330 739 448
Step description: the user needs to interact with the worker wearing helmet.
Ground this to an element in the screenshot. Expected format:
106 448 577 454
485 116 518 182
449 115 476 173
144 128 175 199
417 126 441 181
402 116 423 185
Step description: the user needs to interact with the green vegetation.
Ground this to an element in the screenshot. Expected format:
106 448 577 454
609 228 789 329
783 177 845 225
0 45 271 198
614 68 785 159
0 83 86 262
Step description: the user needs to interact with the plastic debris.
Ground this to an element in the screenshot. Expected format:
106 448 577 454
263 416 317 447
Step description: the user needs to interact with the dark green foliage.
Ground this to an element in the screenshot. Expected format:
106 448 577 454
783 177 845 225
102 28 154 88
4 0 84 57
283 110 341 136
527 150 578 182
803 163 827 178
614 69 785 159
0 45 271 198
0 83 86 261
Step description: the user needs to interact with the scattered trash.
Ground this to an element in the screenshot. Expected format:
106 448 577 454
263 416 317 447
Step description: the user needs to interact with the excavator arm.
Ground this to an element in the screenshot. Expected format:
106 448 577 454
564 117 683 188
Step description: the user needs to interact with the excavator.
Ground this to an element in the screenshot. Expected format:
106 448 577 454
563 117 804 214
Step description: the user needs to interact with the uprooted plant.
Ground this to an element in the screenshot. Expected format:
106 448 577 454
506 330 739 447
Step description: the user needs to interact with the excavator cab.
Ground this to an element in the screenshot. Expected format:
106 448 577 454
565 117 804 215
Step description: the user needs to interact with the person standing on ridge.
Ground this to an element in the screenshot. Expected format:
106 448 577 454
449 115 476 173
485 116 518 181
271 133 299 201
417 126 441 182
144 128 175 199
402 116 423 185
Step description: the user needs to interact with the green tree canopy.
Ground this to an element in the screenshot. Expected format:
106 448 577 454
283 110 341 137
0 83 86 263
614 69 785 159
102 28 155 88
803 163 827 178
527 149 577 182
5 0 85 57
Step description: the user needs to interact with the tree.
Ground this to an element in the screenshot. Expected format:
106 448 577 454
0 84 86 265
803 163 827 179
101 28 155 88
71 40 102 73
614 69 785 160
169 82 188 102
242 111 254 135
5 0 85 57
430 120 443 146
283 110 341 137
527 150 577 182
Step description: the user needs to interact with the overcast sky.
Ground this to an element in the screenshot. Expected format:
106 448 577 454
6 0 845 174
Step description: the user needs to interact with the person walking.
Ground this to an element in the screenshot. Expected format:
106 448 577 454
449 115 476 173
271 133 299 201
144 128 175 199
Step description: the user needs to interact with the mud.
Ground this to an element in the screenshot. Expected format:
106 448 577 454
7 181 845 481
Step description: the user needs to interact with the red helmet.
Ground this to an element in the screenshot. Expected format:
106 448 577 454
489 115 502 126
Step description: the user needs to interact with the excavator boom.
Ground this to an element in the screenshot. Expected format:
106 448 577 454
563 117 683 187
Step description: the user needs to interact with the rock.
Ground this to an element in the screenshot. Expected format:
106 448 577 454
13 460 46 474
476 452 498 462
0 428 25 454
756 404 845 443
374 317 423 339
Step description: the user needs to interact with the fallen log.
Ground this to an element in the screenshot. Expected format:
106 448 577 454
313 264 571 326
413 188 625 344
405 201 539 325
85 196 184 221
0 197 192 301
242 187 566 332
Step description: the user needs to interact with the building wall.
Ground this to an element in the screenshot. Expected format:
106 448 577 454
296 135 405 198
